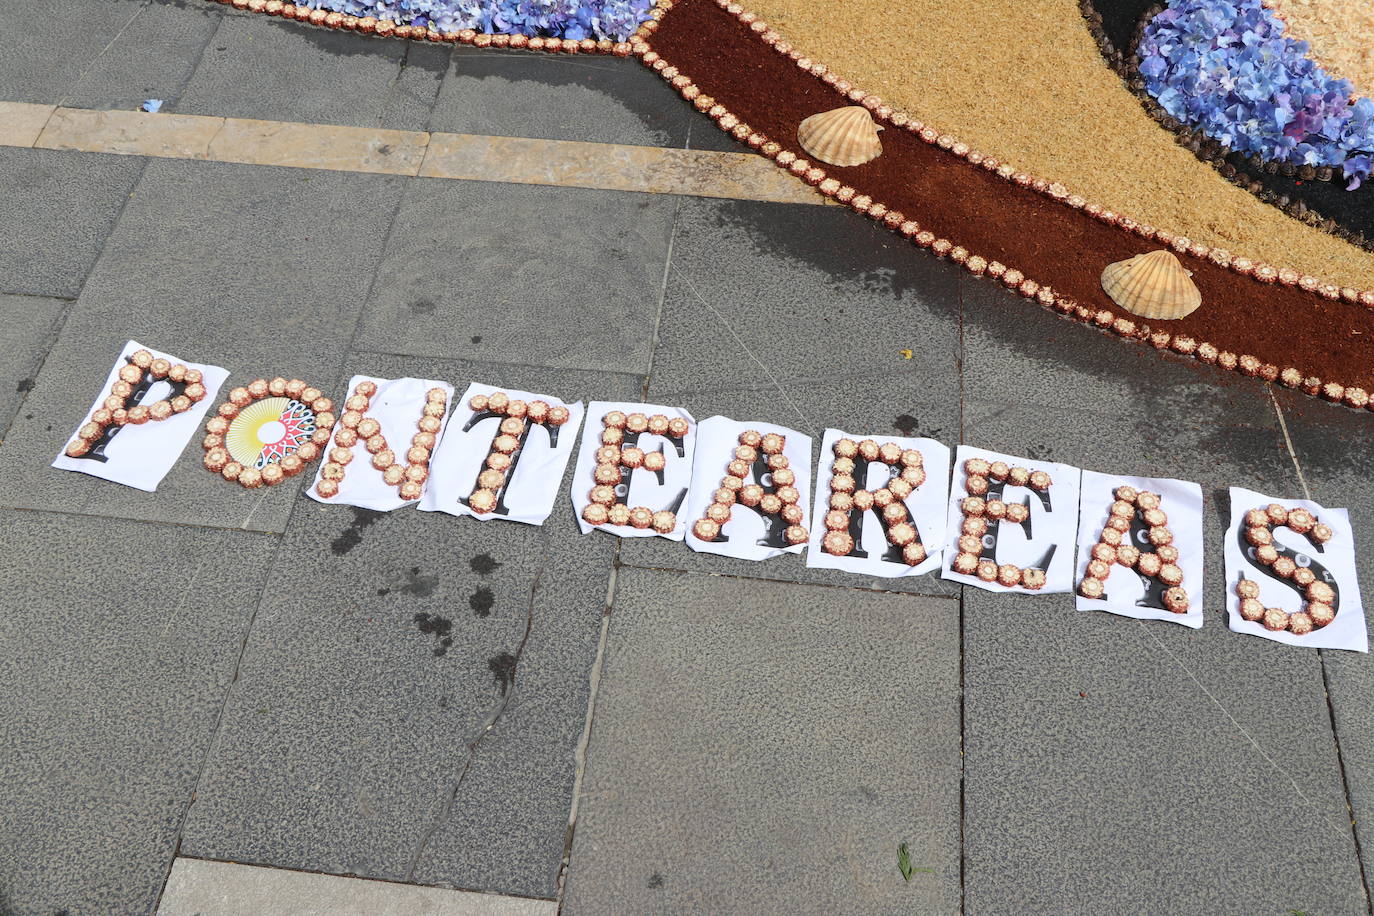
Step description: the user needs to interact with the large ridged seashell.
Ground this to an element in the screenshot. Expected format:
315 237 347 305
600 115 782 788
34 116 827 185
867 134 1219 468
797 106 882 167
1100 249 1202 320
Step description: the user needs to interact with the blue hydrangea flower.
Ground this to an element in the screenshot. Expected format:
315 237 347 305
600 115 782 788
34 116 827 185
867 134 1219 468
1138 0 1374 189
293 0 650 40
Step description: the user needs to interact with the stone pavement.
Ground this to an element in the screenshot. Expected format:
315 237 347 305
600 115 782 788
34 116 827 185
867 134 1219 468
1 2 1372 914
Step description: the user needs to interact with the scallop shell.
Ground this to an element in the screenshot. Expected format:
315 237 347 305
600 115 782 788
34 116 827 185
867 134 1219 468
1100 249 1202 320
797 106 882 167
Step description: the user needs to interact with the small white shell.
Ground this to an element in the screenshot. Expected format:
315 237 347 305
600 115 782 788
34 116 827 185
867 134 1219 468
1101 249 1202 320
797 106 882 167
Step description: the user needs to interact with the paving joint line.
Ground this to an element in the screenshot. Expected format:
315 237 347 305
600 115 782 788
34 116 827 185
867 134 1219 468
1268 385 1313 502
676 266 813 430
403 522 549 880
55 1 149 109
0 501 287 536
156 490 304 911
1134 618 1356 843
1317 649 1374 913
612 560 960 602
346 349 649 386
555 542 623 909
1270 385 1374 911
637 193 684 402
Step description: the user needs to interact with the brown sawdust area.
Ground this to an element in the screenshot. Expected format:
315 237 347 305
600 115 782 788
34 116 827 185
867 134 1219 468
742 0 1374 290
1271 0 1374 95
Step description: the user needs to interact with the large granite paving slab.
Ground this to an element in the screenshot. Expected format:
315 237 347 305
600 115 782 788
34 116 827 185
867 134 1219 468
0 0 218 109
619 196 961 594
180 355 638 901
0 508 278 916
0 293 66 439
1268 386 1374 892
0 147 144 299
958 276 1368 914
0 158 403 533
351 178 676 375
178 11 447 130
432 47 693 147
563 568 961 915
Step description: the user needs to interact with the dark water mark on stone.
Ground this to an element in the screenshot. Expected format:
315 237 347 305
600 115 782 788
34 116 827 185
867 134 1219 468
488 652 517 695
414 613 453 656
470 553 501 575
469 586 494 617
401 565 438 598
331 507 384 556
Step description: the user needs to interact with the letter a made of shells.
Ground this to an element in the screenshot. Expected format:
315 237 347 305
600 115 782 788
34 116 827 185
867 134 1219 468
951 457 1050 589
820 437 926 565
66 348 207 458
315 382 448 501
1078 486 1188 612
203 377 335 489
691 429 808 546
1235 503 1336 635
585 409 687 533
465 390 570 513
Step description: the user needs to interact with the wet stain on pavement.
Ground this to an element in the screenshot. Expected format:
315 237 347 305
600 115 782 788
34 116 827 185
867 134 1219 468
470 335 482 344
647 873 664 889
377 587 390 596
411 298 437 315
16 377 34 393
401 566 438 598
331 507 384 556
488 652 517 694
470 553 502 575
470 586 494 618
414 613 453 656
893 414 919 436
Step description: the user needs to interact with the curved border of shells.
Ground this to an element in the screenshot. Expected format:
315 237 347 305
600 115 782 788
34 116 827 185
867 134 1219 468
202 0 670 55
637 0 1374 415
1079 0 1373 253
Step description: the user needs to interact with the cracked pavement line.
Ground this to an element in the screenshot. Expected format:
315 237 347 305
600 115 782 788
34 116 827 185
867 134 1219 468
402 523 549 880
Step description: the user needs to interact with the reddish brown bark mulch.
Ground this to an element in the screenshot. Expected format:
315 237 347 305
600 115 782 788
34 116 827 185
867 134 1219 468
647 0 1374 394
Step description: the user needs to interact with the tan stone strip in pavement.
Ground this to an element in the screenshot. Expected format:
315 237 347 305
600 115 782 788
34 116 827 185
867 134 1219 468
38 107 224 160
0 101 57 147
156 857 556 916
418 130 820 203
6 102 821 205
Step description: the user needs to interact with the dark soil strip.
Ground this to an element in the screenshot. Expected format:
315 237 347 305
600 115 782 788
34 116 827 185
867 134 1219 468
1083 0 1374 248
647 0 1374 391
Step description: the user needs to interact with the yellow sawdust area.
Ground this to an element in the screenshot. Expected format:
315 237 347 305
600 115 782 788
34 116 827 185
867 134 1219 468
742 0 1374 290
1271 0 1374 95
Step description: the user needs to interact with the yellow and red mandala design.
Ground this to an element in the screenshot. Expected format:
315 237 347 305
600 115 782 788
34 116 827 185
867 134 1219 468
226 397 317 468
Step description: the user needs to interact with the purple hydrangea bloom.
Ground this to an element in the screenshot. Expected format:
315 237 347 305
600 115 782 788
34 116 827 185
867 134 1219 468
1138 0 1374 189
293 0 650 40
